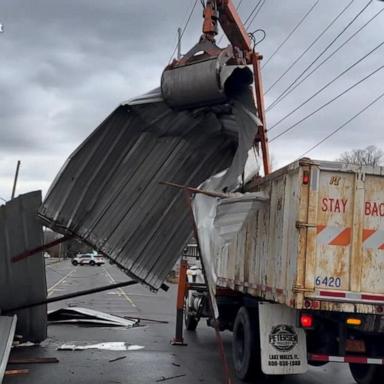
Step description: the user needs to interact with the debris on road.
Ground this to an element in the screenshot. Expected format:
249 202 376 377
7 357 59 365
155 374 186 382
108 356 127 363
11 342 38 348
4 369 29 377
48 307 138 327
0 192 47 343
123 316 168 324
57 342 144 351
0 315 17 383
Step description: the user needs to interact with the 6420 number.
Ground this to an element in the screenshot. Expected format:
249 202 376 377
315 276 341 288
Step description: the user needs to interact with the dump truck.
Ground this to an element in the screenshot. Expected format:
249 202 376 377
37 0 384 382
186 158 384 383
157 2 384 383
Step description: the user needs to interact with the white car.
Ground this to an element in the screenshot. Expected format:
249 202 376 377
72 253 105 266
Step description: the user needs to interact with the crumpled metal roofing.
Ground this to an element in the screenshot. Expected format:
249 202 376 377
0 315 17 383
39 75 260 290
0 192 47 342
192 191 268 317
214 193 269 243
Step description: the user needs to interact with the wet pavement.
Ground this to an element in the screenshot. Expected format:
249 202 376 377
5 260 355 384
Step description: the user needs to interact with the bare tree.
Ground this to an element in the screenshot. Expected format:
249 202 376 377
337 145 384 167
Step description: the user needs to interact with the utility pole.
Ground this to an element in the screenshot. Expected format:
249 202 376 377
11 160 21 200
177 27 182 60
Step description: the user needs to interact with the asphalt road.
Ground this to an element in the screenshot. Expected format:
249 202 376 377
6 260 355 384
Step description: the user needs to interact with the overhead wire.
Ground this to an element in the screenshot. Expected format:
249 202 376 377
269 65 384 143
236 0 244 11
245 0 266 29
268 39 384 132
264 0 355 95
298 89 384 158
244 0 264 26
266 0 375 111
262 0 320 69
268 3 383 112
168 0 199 63
267 5 384 114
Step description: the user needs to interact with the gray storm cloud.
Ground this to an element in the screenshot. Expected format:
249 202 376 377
0 0 383 200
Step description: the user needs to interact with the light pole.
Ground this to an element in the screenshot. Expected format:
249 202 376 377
11 160 21 200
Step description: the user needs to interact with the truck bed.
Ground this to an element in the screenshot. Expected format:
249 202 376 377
215 159 384 314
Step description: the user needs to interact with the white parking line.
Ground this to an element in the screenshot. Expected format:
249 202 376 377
103 267 136 308
47 268 77 297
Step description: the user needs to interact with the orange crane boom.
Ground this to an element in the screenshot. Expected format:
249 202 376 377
164 0 271 176
205 0 271 175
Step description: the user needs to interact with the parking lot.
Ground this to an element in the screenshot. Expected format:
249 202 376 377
5 260 354 384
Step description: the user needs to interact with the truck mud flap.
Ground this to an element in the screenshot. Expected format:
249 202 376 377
258 302 308 375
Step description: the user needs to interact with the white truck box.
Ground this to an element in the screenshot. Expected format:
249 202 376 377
215 158 384 314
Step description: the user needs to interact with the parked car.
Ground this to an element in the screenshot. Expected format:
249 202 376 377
71 253 105 266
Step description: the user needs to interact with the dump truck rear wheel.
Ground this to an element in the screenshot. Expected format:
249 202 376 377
184 301 199 331
232 306 260 381
349 364 384 384
185 313 198 331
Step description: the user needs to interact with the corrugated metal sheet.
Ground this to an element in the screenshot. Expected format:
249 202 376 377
0 192 47 342
192 192 268 317
39 82 259 290
0 315 17 383
214 193 269 243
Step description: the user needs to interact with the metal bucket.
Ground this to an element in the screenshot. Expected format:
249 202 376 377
161 55 253 109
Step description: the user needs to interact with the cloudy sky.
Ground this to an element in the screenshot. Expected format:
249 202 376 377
1 0 384 201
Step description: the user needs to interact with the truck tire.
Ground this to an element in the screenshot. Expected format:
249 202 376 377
349 364 384 384
185 312 199 331
184 299 199 331
72 260 78 266
232 306 260 381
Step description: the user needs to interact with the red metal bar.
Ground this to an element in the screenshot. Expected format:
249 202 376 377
203 0 219 38
216 0 272 175
252 52 271 176
160 181 229 198
11 234 73 263
217 0 252 52
171 259 188 346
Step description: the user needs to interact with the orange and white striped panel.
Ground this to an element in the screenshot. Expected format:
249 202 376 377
317 225 351 246
316 226 384 249
363 229 384 250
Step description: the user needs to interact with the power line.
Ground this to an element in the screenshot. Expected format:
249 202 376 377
264 0 355 95
268 39 384 131
262 0 320 69
246 0 266 29
270 65 384 142
237 0 244 11
298 89 384 158
268 3 383 112
168 0 199 63
266 0 374 111
244 0 264 26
